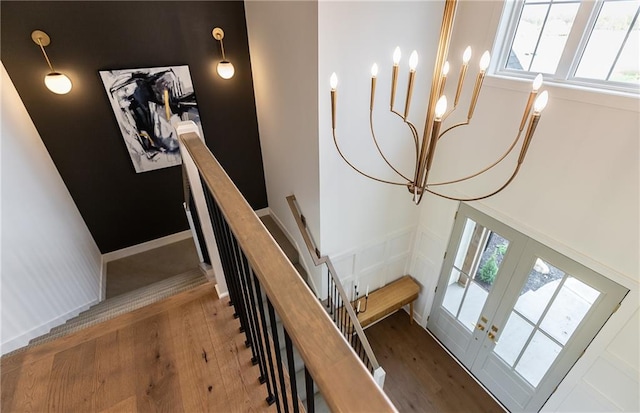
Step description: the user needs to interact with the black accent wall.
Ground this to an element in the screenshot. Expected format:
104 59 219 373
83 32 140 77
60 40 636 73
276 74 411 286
1 1 268 253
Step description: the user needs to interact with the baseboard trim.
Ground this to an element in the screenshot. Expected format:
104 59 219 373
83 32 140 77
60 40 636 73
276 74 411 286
254 207 270 217
1 298 98 356
102 230 193 263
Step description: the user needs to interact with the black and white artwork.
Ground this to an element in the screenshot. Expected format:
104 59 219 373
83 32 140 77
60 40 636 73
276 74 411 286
100 65 204 173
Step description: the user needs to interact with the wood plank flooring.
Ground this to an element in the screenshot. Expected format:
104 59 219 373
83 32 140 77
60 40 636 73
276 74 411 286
1 285 275 413
4 282 504 413
367 310 505 413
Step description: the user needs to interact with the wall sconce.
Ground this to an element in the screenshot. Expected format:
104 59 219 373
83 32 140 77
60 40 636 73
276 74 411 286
212 27 234 79
31 30 72 95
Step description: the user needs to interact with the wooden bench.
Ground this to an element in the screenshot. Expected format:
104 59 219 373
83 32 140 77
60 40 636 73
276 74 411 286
344 275 421 329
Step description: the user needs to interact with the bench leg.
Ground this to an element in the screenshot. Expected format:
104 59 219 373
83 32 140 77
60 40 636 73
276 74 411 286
409 302 414 324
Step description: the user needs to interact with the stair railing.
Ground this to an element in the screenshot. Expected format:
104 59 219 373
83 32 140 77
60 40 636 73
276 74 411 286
177 122 395 413
286 195 386 388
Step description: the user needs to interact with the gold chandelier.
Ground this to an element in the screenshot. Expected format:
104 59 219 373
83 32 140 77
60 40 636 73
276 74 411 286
329 0 549 205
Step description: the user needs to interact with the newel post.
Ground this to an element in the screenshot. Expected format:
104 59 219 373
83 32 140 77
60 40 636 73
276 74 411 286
176 121 229 298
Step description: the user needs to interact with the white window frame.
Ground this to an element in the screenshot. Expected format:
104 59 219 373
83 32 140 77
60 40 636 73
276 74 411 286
493 0 640 95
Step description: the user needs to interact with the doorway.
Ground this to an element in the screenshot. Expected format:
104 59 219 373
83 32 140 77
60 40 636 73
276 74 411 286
427 204 627 412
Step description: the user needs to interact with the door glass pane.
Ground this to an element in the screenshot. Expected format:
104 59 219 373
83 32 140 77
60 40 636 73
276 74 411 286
443 268 465 315
514 258 565 324
459 231 510 330
540 276 600 344
441 218 511 331
494 312 534 367
515 331 562 387
459 282 490 330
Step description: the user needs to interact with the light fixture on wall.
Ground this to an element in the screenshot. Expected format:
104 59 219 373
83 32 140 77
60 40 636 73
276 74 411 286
31 30 72 95
329 0 549 205
212 27 235 79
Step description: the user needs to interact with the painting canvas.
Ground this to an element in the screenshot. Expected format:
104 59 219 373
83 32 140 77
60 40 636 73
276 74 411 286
100 65 204 173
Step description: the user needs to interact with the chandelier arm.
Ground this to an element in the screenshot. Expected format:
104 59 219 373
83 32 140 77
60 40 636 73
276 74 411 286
429 129 524 187
332 129 408 186
406 121 420 166
424 163 522 202
390 109 420 157
437 120 469 141
440 105 458 124
369 110 412 181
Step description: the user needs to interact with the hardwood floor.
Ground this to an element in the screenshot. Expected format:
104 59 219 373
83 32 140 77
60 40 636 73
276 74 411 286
1 285 275 413
4 282 503 413
367 310 505 413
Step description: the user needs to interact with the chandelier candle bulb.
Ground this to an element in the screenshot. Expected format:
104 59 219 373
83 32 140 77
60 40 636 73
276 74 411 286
479 51 491 72
370 63 378 111
467 52 490 121
519 74 543 131
366 285 369 297
455 47 472 107
330 73 338 130
404 51 419 119
519 90 548 164
391 47 401 110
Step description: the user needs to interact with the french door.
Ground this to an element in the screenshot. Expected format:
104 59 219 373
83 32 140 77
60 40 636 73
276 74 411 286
427 204 627 412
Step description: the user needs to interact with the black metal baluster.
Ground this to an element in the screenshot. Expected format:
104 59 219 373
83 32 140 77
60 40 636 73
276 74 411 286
326 271 330 311
341 296 348 336
253 274 279 409
267 299 290 413
203 183 242 315
241 252 271 384
226 228 258 355
219 214 250 337
305 367 315 413
230 235 262 361
208 192 250 337
200 180 236 309
284 328 300 413
333 283 338 322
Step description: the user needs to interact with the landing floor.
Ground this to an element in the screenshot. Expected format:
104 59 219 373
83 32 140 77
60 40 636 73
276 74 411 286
1 284 274 413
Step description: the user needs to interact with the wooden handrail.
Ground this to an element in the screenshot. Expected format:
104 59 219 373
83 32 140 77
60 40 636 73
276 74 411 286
286 195 381 372
179 133 396 412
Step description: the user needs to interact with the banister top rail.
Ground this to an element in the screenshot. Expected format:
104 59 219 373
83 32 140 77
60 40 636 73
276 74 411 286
286 195 381 371
179 132 396 413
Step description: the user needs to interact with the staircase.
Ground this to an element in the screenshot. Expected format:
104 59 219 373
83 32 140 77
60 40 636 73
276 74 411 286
260 214 329 411
19 269 207 352
260 215 310 286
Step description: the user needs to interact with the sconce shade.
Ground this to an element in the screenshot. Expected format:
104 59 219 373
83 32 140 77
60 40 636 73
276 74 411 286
44 72 72 94
217 61 235 79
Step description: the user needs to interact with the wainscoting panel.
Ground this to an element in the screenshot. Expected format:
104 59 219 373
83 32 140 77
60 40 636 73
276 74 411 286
330 227 416 300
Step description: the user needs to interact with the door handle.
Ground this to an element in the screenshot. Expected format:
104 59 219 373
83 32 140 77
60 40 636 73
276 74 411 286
488 331 499 344
472 322 485 331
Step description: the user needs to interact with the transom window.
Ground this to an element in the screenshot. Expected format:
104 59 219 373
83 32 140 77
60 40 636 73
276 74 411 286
495 0 640 93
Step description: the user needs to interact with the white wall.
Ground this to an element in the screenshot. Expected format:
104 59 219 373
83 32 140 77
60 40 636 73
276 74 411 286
245 1 323 292
409 1 639 411
317 1 446 294
1 63 102 354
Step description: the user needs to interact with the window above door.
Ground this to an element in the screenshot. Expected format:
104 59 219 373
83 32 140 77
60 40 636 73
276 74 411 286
494 0 640 94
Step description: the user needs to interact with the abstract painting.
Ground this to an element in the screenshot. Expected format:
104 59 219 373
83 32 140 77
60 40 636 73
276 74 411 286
100 65 204 173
